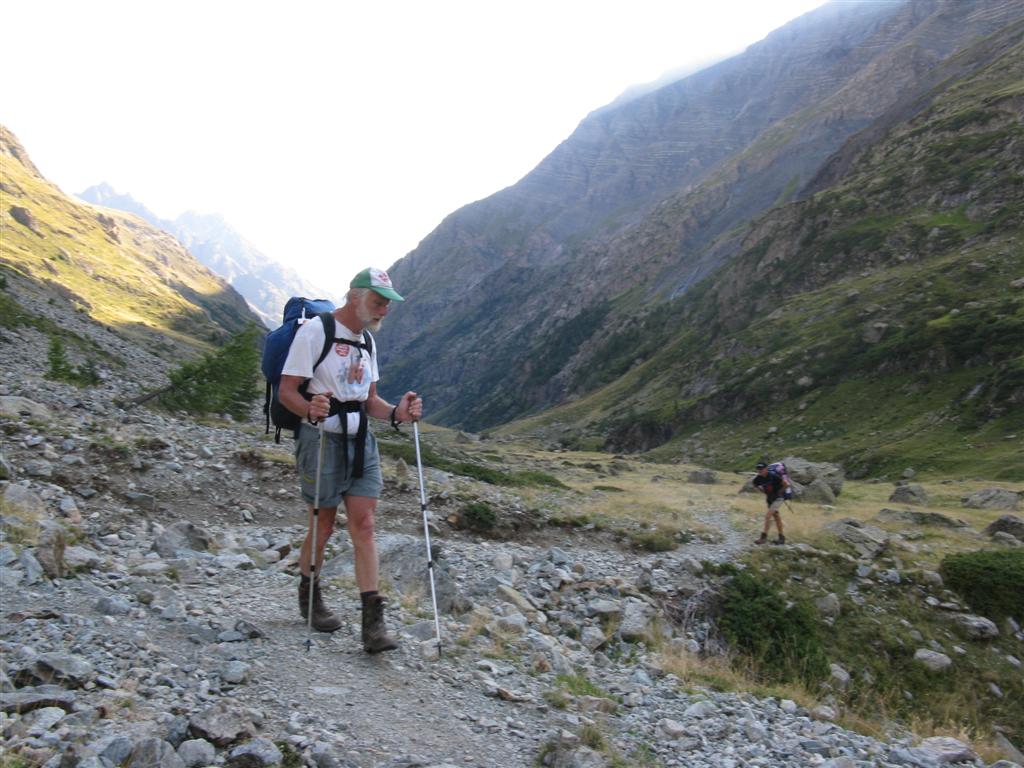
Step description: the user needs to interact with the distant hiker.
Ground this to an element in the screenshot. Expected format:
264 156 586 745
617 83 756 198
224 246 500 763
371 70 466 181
278 267 423 652
753 461 791 545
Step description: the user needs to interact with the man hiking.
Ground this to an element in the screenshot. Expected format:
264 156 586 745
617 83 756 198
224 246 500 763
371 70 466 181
278 267 423 652
753 461 791 545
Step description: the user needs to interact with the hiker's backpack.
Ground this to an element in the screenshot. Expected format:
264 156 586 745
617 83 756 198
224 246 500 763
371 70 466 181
260 297 373 443
767 461 793 497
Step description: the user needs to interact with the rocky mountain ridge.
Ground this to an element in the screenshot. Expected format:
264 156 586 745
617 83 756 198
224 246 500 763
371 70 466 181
375 0 1024 456
519 18 1024 479
75 184 328 329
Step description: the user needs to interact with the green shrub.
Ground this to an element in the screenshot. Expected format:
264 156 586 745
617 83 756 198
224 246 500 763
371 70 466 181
719 571 829 686
631 527 678 552
510 469 567 489
47 336 100 385
940 549 1024 623
460 501 497 531
555 672 613 699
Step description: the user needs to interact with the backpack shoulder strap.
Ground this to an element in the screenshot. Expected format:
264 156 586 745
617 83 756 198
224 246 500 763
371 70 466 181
313 311 335 370
363 330 373 357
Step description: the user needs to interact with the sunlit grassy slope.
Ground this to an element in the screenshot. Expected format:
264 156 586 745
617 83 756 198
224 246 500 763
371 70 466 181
0 125 258 353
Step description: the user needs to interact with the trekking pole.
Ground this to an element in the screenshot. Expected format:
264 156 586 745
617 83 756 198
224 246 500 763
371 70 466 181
305 420 326 652
412 420 443 655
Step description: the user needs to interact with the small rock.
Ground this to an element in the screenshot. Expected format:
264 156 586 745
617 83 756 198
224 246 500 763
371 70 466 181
177 739 216 768
96 596 132 615
225 738 283 768
815 593 841 618
953 614 999 640
684 699 717 718
127 738 185 768
914 649 952 672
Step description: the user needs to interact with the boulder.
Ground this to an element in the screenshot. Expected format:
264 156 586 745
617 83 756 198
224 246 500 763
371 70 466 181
0 685 77 714
916 737 977 765
984 515 1024 540
153 522 211 558
188 702 256 747
225 738 283 768
888 483 928 506
962 488 1020 511
825 519 889 560
0 396 52 421
177 739 216 768
952 614 999 640
876 508 968 528
2 483 48 520
687 469 717 484
992 531 1022 547
800 478 836 504
127 738 185 768
618 598 661 643
829 663 851 691
31 653 94 688
782 456 845 496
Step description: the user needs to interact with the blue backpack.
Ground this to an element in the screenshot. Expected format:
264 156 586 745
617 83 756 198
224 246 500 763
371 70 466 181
261 297 373 442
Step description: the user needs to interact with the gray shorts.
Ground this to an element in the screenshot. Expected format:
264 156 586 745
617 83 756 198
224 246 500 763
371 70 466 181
294 424 384 507
768 498 784 512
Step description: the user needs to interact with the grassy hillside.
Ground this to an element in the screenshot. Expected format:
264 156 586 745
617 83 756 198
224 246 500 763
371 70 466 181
0 126 258 355
498 32 1024 481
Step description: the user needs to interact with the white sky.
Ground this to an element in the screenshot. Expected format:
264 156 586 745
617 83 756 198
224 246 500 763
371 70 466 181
3 0 825 296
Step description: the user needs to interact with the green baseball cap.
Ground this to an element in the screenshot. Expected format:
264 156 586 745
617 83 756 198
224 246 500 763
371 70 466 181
350 267 404 301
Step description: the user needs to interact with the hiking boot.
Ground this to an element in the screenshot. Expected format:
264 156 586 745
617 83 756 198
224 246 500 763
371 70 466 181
361 594 398 653
773 535 787 545
298 578 343 633
756 532 768 545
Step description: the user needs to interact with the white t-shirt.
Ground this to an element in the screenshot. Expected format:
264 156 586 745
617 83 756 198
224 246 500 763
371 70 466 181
281 315 379 434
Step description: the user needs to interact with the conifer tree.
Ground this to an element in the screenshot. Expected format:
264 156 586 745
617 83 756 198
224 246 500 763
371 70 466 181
47 336 74 381
159 326 262 419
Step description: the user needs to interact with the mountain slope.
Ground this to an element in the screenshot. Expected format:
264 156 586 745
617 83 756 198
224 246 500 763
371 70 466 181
77 184 329 327
501 21 1024 481
378 0 1024 435
1 126 261 355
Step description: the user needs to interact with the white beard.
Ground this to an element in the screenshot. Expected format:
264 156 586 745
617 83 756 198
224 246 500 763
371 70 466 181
356 297 383 333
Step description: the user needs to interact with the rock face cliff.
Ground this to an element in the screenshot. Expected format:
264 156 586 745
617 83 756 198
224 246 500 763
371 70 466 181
376 0 1024 441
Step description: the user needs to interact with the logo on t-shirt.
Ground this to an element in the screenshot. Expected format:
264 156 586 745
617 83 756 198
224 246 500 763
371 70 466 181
335 343 350 357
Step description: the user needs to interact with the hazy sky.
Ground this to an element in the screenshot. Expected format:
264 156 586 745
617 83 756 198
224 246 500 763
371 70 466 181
3 0 826 296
